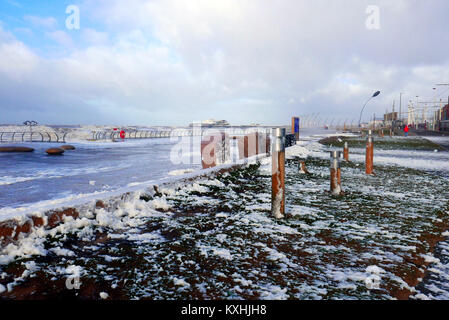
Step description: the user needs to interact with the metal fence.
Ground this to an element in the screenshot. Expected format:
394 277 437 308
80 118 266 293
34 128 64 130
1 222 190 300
0 131 67 143
92 130 190 140
91 128 272 141
91 128 289 145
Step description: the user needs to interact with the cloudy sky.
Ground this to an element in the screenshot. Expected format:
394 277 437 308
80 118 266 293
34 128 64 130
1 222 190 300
0 0 449 126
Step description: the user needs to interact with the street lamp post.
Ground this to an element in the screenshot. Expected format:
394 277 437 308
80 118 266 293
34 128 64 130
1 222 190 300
416 96 419 129
23 120 38 142
358 91 381 129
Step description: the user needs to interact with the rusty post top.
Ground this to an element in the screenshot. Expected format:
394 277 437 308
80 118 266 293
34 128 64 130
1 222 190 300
344 141 348 148
330 151 341 158
274 128 286 137
367 129 374 143
330 151 341 170
273 128 286 152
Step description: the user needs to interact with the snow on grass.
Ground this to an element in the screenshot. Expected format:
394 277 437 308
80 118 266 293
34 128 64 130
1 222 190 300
197 244 233 261
0 135 448 300
99 292 109 299
413 239 449 300
150 197 171 211
49 247 75 257
259 285 289 300
174 278 189 287
422 254 440 264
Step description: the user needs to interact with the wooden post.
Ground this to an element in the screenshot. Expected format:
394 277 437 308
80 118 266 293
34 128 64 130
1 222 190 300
237 136 248 159
247 132 257 157
366 130 374 175
201 135 216 169
330 151 342 195
256 132 259 155
343 142 349 161
237 132 258 159
292 117 300 141
272 128 285 219
266 132 271 156
215 132 229 165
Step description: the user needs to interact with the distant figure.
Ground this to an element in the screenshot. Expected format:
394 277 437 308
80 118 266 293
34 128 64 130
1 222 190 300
404 125 409 137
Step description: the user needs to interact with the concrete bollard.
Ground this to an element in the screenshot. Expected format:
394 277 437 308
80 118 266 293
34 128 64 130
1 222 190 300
266 132 271 156
237 135 251 159
272 128 285 219
201 135 216 169
343 141 349 162
215 132 230 165
201 132 229 168
366 130 374 175
249 132 258 157
255 132 267 155
330 151 342 195
256 132 261 155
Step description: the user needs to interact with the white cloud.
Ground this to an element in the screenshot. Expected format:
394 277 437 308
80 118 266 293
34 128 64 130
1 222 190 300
13 27 34 37
1 1 449 125
23 15 58 29
0 29 39 80
45 30 74 48
81 28 109 45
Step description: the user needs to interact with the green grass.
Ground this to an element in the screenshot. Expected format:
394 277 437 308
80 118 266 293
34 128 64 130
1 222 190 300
319 136 445 151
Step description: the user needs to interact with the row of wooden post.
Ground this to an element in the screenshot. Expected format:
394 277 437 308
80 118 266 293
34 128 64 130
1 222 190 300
328 130 374 196
200 127 376 219
271 129 375 218
200 131 271 169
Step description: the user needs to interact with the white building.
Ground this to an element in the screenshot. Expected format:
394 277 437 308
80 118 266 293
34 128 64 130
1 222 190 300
189 119 230 127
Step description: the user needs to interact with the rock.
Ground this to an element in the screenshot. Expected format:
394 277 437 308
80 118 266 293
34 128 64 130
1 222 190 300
95 200 105 209
0 221 15 240
0 220 32 246
0 209 79 248
13 222 32 239
60 145 76 150
47 208 79 228
31 216 45 228
46 148 65 155
0 146 34 153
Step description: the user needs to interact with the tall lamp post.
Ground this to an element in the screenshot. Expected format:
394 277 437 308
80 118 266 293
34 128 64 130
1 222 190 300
434 84 449 130
416 96 419 129
358 91 381 128
23 120 38 142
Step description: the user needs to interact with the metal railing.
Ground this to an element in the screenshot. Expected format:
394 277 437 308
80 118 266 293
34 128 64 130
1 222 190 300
0 131 67 143
91 128 273 141
91 129 207 141
92 130 175 140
